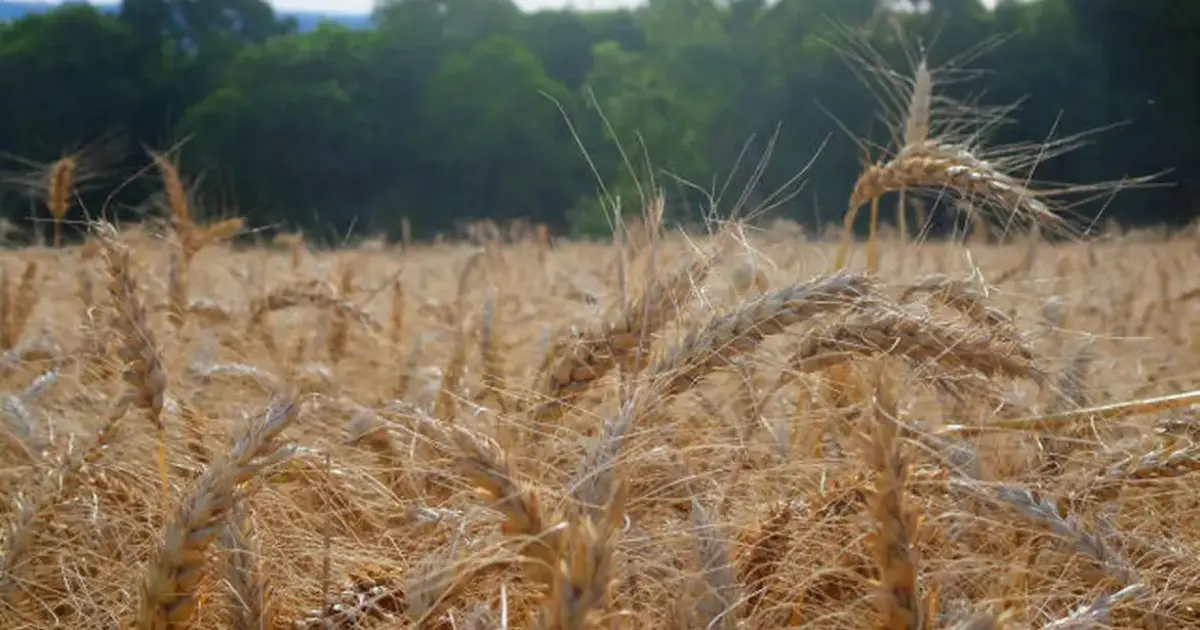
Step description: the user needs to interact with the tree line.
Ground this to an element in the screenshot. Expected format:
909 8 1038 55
0 0 1195 243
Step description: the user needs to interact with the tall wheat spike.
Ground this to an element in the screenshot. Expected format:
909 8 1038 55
94 221 171 508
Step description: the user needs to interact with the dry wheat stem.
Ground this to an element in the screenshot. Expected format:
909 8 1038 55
940 389 1200 437
865 366 923 630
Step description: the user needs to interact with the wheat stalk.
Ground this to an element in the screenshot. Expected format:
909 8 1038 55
940 389 1200 437
864 365 924 630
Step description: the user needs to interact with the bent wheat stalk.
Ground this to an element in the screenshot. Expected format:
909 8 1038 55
836 144 1056 270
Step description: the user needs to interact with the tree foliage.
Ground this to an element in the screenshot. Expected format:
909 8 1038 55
0 0 1196 241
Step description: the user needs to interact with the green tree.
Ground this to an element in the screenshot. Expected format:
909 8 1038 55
179 25 384 234
0 4 146 229
1 0 1196 237
420 35 587 230
0 6 143 156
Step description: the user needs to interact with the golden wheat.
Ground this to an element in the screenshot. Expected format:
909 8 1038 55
0 102 1195 630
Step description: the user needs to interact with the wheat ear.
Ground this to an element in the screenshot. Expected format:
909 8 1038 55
47 155 77 247
95 222 171 507
136 395 300 630
984 485 1135 584
739 501 794 619
572 396 636 520
220 503 277 630
533 254 714 425
948 612 1010 630
434 321 468 423
1039 584 1145 630
539 482 625 630
293 562 405 630
836 143 1055 270
690 499 741 630
327 265 355 364
167 232 188 331
900 274 1016 334
453 427 561 590
390 278 404 346
2 261 39 351
886 151 1039 218
1090 440 1200 501
478 289 509 413
782 308 1044 388
152 150 195 252
651 273 874 398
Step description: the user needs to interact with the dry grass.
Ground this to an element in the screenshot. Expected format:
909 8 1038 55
0 215 1196 630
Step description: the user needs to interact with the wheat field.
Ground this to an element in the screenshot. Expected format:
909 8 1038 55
0 209 1199 630
3 48 1200 630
